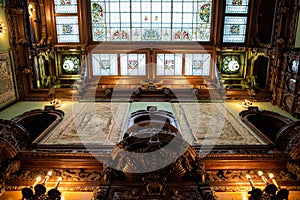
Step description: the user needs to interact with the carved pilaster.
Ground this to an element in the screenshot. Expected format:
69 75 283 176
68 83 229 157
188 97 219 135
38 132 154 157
5 0 32 99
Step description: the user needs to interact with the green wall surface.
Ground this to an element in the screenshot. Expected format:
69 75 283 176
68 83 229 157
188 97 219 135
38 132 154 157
0 6 9 51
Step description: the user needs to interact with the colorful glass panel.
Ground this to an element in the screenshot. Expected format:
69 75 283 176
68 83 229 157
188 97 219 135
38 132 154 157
157 54 182 76
223 16 247 43
120 54 146 76
225 0 249 14
56 16 79 43
92 54 118 76
91 0 106 41
54 0 78 13
185 54 210 76
91 0 212 42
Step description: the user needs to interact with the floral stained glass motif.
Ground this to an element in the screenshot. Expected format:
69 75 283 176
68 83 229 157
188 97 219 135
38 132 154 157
112 30 130 41
91 2 104 22
62 55 80 74
91 0 212 42
54 0 78 13
157 54 182 76
225 0 249 14
91 0 106 41
199 3 211 23
56 16 79 43
143 30 161 41
92 54 118 76
120 54 146 76
185 54 211 76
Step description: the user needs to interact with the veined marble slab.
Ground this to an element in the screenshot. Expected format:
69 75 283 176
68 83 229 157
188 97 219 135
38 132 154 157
172 103 263 145
41 102 264 146
41 102 130 145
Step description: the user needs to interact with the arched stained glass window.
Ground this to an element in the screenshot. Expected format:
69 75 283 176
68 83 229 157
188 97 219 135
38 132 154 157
91 0 213 42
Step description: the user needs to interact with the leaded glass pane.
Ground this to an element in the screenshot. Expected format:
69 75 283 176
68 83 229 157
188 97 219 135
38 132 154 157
91 0 107 41
92 54 118 76
225 0 249 14
223 16 247 43
157 54 182 76
54 0 78 13
185 54 210 76
197 1 212 41
56 16 79 43
120 54 146 76
91 0 212 42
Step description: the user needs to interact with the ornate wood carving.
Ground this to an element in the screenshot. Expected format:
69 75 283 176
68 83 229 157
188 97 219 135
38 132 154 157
10 106 64 145
4 0 32 99
276 121 300 160
0 119 29 196
239 107 294 144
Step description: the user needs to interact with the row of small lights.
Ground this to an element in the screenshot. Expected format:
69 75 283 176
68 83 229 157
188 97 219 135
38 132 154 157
22 170 65 200
246 171 279 188
32 171 62 189
0 22 5 34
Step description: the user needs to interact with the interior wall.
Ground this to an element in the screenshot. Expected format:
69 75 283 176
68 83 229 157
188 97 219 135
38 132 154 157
0 4 9 51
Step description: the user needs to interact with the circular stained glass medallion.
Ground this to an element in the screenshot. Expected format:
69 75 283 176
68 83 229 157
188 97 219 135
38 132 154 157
222 55 241 74
62 56 80 74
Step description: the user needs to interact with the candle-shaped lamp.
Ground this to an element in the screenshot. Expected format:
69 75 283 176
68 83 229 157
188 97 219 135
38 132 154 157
246 174 255 188
32 176 41 188
258 171 269 184
55 177 62 189
42 171 52 184
269 173 279 189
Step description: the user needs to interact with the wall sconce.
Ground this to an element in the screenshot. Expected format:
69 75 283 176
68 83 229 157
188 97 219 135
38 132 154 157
28 4 35 18
247 172 289 200
241 99 252 108
0 23 6 34
50 98 62 108
21 171 63 200
48 89 62 108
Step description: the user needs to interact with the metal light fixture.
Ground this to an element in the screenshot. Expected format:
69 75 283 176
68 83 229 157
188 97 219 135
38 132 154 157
21 171 63 200
0 23 6 34
247 172 289 200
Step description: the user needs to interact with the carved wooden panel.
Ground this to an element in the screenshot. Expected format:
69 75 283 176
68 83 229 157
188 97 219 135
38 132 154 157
0 52 16 109
256 0 277 45
281 52 300 116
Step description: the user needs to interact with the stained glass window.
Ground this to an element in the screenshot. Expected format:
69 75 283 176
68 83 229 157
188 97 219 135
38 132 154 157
54 0 78 13
54 0 80 43
56 16 80 43
185 54 211 76
223 0 249 43
225 0 249 14
157 54 182 76
223 16 247 43
92 54 118 76
91 0 213 42
120 54 146 76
